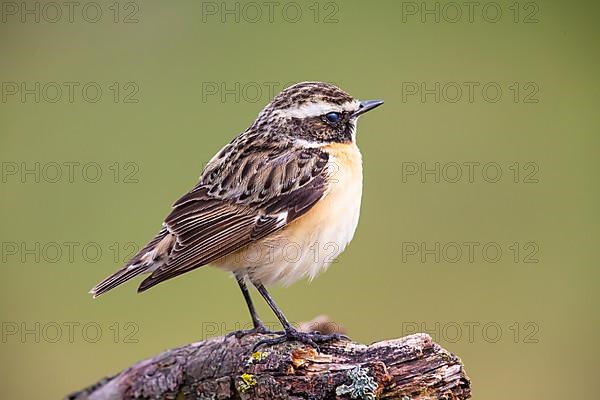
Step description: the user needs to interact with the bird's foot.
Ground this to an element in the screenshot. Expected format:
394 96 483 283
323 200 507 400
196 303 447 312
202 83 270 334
226 323 279 339
252 328 349 352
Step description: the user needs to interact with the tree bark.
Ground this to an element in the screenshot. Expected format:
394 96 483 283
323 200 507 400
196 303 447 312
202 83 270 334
66 318 471 400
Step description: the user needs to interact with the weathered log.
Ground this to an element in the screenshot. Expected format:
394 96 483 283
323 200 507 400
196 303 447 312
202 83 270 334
67 317 471 399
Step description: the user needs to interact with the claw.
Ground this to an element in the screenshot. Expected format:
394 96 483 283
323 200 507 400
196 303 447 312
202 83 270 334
309 330 349 341
226 323 277 339
252 328 348 352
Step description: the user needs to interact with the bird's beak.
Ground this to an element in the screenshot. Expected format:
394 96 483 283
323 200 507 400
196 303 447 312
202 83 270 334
353 99 384 118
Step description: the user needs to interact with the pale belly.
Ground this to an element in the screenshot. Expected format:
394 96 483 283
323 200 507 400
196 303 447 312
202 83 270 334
214 143 363 286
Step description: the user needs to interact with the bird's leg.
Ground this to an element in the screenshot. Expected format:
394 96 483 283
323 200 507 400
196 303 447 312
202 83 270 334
226 276 274 338
252 282 348 351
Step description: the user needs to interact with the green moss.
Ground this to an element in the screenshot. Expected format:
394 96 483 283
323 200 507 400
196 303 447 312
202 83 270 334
335 366 378 399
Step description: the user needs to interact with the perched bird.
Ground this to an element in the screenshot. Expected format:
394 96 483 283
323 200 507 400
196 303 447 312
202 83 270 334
90 82 383 349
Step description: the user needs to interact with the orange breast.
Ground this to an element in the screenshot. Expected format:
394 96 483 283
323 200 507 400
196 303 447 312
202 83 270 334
214 142 363 286
283 142 362 234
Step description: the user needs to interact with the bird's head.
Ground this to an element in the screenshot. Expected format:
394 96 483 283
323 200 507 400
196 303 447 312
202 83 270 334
256 82 383 144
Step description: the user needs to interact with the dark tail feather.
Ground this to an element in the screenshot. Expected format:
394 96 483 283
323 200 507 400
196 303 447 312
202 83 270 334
90 227 171 298
89 265 146 298
137 272 168 293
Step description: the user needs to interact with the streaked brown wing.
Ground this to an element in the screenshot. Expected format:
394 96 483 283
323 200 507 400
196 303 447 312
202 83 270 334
137 147 329 292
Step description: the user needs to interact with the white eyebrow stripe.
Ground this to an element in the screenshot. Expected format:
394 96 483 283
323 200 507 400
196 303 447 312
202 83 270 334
277 100 358 118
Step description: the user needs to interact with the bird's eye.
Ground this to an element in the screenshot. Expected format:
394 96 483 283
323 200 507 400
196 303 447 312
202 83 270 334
324 112 341 124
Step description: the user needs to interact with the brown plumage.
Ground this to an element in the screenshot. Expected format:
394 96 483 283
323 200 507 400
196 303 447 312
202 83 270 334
90 81 383 350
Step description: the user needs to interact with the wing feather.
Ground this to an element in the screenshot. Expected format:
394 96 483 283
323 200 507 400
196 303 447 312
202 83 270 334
137 146 330 292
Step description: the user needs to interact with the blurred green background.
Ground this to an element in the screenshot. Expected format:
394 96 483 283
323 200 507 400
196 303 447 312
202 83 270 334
0 0 598 398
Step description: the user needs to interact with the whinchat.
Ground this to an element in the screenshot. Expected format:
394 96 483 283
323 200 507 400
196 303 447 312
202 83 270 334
91 82 383 349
